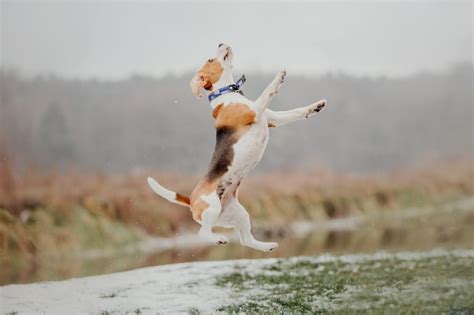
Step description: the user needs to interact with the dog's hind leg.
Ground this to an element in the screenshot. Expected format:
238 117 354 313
221 197 278 252
254 70 287 114
196 192 229 245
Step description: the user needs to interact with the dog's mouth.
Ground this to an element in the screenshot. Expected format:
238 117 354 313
217 44 233 62
223 47 232 61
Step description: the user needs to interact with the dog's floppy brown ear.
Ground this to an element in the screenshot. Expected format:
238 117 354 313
190 73 211 99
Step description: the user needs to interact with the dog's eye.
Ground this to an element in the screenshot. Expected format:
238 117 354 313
208 59 214 63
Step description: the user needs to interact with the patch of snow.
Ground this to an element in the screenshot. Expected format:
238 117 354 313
1 249 473 314
1 261 235 314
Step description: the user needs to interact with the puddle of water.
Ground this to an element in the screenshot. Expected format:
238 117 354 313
1 198 473 285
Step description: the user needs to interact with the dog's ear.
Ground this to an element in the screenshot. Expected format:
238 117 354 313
190 72 211 99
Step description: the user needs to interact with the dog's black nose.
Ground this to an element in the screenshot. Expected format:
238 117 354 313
218 43 224 48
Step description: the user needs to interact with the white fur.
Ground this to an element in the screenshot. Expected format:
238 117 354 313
198 192 229 245
148 44 326 252
147 177 189 207
217 197 278 252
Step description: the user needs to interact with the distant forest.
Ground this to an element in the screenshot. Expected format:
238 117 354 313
0 64 472 174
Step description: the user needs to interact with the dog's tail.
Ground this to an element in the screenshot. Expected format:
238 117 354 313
147 177 190 207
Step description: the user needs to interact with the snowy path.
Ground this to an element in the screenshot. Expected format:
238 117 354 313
1 249 473 314
0 259 242 314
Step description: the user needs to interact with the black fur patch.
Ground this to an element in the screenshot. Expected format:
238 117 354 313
206 126 237 182
217 179 233 200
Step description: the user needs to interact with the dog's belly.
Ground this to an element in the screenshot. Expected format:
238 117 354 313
218 118 269 203
232 119 269 171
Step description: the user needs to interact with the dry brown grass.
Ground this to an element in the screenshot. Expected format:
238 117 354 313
0 158 472 261
239 158 473 222
0 169 197 234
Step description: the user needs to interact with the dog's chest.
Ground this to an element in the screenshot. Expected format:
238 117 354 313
212 101 269 173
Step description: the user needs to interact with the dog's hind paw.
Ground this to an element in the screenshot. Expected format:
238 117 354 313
209 234 228 245
254 241 279 252
216 236 229 245
266 242 279 252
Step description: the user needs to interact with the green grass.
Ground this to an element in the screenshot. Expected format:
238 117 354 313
215 253 474 314
187 307 201 315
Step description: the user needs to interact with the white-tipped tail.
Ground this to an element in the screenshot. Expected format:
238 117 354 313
147 177 190 207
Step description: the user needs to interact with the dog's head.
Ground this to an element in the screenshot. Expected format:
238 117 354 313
190 43 233 99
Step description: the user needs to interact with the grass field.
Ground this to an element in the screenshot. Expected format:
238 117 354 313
215 251 474 314
2 249 472 314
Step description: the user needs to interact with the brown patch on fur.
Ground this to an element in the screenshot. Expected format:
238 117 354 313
192 198 209 221
203 80 213 90
212 103 224 119
203 59 223 85
268 123 276 128
175 193 190 205
215 103 256 129
190 59 224 98
190 179 217 221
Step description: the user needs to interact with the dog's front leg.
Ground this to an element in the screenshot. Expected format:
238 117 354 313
265 99 326 128
254 70 286 114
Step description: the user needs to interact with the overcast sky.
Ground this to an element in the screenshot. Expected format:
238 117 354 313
1 1 472 79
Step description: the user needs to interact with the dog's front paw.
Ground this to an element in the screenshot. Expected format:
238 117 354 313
305 99 327 118
278 69 287 84
270 70 287 97
315 99 326 112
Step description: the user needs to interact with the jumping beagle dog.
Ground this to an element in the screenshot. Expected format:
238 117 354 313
148 43 326 252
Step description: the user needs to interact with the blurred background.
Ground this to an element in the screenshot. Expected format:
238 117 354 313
0 1 472 285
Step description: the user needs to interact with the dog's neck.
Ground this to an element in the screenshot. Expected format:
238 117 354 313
207 69 236 109
212 69 235 90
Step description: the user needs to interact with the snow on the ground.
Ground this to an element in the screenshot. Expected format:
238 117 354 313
0 259 239 314
1 249 473 314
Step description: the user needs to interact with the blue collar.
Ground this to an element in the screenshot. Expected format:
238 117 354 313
208 75 246 102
